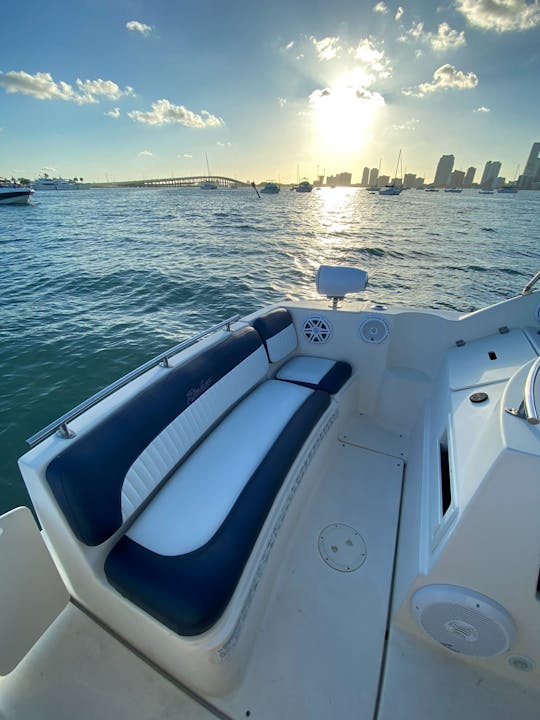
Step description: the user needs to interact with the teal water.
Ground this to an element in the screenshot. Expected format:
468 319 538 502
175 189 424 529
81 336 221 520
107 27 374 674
1 186 539 515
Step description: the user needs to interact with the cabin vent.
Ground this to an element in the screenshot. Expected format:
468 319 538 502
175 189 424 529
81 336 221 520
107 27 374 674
302 316 332 344
358 317 390 344
439 433 452 516
412 585 516 657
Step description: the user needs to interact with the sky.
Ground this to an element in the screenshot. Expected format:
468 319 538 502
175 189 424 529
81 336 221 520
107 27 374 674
1 0 540 184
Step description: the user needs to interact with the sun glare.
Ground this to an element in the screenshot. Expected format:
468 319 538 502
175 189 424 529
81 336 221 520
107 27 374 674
310 84 384 155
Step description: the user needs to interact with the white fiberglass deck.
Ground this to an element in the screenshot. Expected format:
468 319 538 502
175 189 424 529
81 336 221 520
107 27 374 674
217 429 404 719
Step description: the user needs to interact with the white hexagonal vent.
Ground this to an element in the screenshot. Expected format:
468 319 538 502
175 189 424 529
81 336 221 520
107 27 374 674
303 316 332 344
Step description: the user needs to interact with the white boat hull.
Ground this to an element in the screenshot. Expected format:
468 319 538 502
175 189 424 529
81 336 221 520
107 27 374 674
0 188 34 205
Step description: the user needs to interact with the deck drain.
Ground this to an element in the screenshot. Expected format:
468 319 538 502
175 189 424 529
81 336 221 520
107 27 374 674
318 524 367 572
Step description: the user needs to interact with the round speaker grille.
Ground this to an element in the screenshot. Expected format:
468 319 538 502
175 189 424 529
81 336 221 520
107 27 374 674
303 316 332 344
359 317 390 344
412 585 515 657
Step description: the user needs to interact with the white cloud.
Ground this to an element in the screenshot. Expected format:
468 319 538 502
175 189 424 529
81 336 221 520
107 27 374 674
217 141 232 147
126 20 152 36
310 36 341 60
138 150 153 157
0 70 133 104
105 107 120 118
474 106 490 112
455 0 540 32
181 153 193 158
373 2 389 13
349 38 392 83
278 97 287 107
402 64 478 97
399 21 466 50
128 99 224 127
395 6 404 20
392 118 420 131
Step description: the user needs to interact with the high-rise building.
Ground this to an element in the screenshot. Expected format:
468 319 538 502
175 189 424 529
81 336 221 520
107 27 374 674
361 167 370 186
403 173 416 189
480 161 501 189
326 171 352 186
434 155 454 187
464 167 476 188
521 142 540 188
368 167 379 186
450 170 465 188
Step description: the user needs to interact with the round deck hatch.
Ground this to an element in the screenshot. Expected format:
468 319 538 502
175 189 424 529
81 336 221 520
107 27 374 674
318 524 367 572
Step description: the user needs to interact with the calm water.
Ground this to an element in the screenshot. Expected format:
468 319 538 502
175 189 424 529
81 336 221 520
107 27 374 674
1 186 539 515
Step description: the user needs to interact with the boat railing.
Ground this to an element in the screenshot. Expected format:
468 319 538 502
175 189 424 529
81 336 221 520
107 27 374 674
521 271 540 295
26 314 240 447
505 356 540 425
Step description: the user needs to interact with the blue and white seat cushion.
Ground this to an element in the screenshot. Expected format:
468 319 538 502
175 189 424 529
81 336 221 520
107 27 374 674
252 307 352 394
45 327 267 546
105 380 331 636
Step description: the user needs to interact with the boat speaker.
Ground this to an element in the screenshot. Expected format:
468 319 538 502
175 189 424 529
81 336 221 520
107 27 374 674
359 317 390 344
302 316 332 344
412 585 515 657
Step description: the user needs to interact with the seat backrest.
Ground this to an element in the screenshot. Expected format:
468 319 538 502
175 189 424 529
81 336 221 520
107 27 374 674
45 327 268 546
252 307 298 362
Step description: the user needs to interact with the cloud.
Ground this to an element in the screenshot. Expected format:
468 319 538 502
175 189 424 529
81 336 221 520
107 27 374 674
402 64 478 96
349 38 392 83
126 20 152 36
105 107 120 118
138 150 153 157
0 70 134 104
392 118 420 131
309 85 385 109
217 141 232 147
396 6 404 20
455 0 540 32
277 97 287 107
373 2 389 13
181 153 193 158
474 105 490 112
399 21 466 50
128 99 224 127
310 36 341 60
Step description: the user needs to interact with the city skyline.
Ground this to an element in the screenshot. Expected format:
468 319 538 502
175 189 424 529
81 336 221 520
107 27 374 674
2 1 540 183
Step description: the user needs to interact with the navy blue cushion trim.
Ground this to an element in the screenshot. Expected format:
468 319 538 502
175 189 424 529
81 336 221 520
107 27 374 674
278 360 352 394
46 327 263 546
252 308 292 343
104 389 330 636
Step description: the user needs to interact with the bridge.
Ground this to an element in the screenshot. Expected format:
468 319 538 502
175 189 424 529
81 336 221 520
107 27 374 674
93 176 250 189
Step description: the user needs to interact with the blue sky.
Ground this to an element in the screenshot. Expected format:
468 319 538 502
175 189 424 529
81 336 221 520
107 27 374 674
1 0 539 183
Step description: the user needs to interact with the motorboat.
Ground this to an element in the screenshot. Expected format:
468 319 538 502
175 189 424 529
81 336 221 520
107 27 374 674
479 189 495 195
444 188 463 193
260 181 280 194
497 186 518 194
3 265 540 719
295 180 313 192
425 186 439 192
33 175 81 191
0 180 34 205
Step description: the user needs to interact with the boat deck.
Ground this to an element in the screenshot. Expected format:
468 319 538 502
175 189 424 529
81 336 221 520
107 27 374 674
217 421 404 718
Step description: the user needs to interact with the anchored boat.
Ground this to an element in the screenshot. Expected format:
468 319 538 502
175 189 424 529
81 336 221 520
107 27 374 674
3 266 540 719
0 180 34 205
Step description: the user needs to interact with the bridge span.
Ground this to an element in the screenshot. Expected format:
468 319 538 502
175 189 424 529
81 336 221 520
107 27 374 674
96 176 250 189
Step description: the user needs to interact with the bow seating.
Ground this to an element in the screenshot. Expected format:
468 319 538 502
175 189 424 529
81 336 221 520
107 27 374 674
252 307 352 394
44 325 332 636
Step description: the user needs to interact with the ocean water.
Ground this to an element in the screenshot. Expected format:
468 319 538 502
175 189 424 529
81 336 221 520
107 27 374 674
1 186 539 515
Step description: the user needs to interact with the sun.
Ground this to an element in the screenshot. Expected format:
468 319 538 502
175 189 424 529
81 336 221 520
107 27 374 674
309 83 384 155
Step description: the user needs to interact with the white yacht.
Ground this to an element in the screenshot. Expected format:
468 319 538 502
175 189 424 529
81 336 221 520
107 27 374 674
3 266 540 719
295 180 313 192
33 175 82 191
0 180 34 205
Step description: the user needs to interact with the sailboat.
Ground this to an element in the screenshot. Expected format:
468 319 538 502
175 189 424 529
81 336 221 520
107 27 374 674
379 150 402 196
200 153 217 190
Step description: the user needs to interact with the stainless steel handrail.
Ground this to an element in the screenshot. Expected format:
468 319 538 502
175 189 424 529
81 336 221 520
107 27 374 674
523 357 540 425
505 356 540 425
26 314 240 447
521 271 540 295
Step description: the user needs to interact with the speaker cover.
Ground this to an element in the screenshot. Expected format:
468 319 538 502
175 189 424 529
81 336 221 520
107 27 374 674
303 316 332 344
359 316 390 344
412 585 515 656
